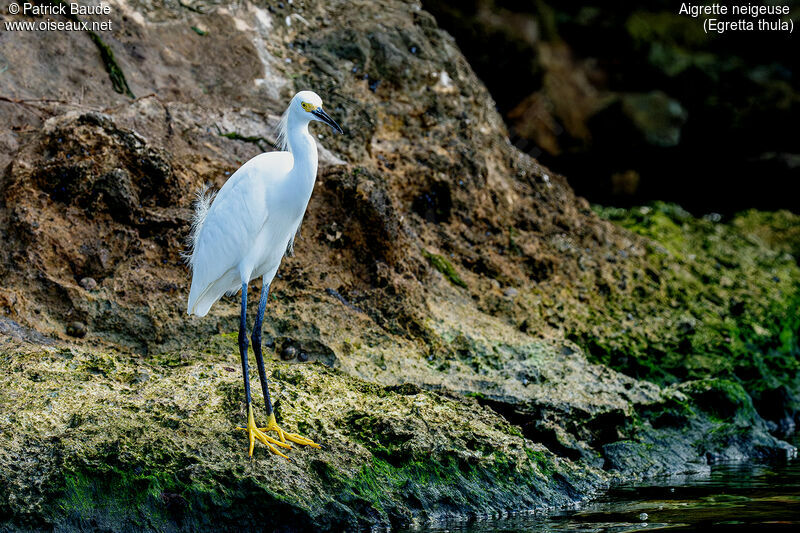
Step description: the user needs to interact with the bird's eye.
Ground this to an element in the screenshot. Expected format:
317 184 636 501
301 102 317 112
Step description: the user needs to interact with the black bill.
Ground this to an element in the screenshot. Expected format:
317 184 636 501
312 107 344 134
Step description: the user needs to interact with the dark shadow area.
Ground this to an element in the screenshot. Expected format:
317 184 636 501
423 0 799 214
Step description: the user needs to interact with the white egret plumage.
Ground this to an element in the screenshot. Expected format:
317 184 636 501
185 90 342 458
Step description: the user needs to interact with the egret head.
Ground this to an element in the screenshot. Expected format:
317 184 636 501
292 90 343 134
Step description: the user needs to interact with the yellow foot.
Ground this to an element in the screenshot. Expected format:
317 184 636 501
256 413 320 449
236 404 293 459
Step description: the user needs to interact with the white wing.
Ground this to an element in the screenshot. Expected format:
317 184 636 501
186 151 293 316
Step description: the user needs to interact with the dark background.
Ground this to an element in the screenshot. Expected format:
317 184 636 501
424 0 799 215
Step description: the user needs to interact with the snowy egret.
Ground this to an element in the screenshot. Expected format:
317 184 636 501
186 90 342 458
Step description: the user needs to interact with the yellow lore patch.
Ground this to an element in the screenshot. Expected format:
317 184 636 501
301 102 317 112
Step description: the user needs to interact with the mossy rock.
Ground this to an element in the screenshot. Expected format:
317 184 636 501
587 204 800 404
0 340 604 530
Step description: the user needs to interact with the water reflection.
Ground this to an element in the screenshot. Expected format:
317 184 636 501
406 447 800 532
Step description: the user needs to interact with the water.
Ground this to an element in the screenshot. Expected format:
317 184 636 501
411 445 800 532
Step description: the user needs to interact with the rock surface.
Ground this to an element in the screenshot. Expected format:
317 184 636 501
0 0 798 530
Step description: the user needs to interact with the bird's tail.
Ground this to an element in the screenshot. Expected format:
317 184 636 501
187 284 213 317
187 275 235 317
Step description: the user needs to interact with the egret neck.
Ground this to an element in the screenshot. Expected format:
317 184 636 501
285 117 319 203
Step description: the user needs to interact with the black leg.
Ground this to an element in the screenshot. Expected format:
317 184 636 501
251 281 274 415
238 282 252 407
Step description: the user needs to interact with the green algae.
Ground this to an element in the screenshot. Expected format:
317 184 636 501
423 249 468 288
508 226 523 255
525 449 555 476
53 0 134 98
587 203 800 405
55 465 309 531
338 450 562 525
57 470 173 528
214 125 271 151
678 379 759 425
87 31 135 98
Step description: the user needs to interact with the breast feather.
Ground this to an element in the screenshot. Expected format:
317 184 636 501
186 151 293 312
